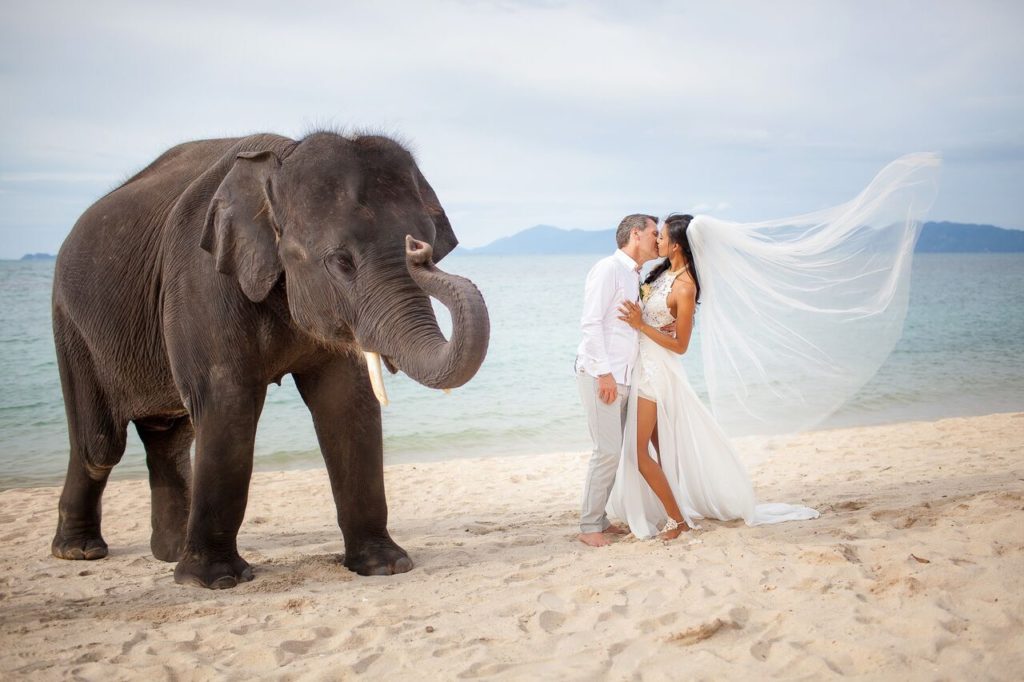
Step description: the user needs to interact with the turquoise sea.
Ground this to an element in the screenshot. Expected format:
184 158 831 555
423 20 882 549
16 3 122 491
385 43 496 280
1 253 1023 490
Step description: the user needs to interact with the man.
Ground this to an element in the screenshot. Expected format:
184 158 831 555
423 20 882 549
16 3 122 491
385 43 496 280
576 213 660 547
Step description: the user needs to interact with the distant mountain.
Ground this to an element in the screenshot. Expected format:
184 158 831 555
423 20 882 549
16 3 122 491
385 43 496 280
915 222 1024 252
464 221 1024 255
465 225 614 255
13 222 1023 262
465 225 613 255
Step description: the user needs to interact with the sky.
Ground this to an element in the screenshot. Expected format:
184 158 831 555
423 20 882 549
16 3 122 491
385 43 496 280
1 0 1022 258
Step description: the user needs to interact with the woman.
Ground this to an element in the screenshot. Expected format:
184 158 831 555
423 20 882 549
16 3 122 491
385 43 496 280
608 153 941 539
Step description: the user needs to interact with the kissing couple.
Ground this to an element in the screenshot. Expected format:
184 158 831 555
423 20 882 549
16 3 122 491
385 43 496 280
575 154 942 546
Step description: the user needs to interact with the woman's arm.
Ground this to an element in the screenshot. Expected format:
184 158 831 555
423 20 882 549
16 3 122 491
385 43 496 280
618 279 697 355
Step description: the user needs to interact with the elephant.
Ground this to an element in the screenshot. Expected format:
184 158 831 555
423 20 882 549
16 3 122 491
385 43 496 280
50 131 489 588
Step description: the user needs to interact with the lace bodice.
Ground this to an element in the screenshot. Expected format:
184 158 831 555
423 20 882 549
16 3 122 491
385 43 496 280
641 269 679 328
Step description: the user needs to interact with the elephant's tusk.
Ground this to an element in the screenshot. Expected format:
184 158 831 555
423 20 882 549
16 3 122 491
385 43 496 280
363 351 390 406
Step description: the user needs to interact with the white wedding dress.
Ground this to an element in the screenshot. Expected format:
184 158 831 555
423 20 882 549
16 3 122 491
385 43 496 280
607 269 820 538
606 153 942 538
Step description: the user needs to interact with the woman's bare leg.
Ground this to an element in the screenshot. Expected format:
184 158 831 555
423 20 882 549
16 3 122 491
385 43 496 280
635 397 689 538
652 424 661 466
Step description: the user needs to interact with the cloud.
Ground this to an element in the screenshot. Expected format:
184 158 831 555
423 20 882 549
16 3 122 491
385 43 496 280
0 172 121 184
0 0 1022 257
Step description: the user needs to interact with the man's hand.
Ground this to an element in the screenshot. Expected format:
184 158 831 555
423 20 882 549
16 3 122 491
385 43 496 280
597 373 617 404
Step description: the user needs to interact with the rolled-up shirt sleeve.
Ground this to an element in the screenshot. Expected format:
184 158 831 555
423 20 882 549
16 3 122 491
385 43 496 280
579 261 615 376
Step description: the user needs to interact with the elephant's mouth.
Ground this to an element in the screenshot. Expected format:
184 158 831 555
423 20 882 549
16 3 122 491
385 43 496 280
362 350 454 407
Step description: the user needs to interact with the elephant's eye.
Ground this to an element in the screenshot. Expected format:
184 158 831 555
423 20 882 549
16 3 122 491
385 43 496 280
326 250 356 279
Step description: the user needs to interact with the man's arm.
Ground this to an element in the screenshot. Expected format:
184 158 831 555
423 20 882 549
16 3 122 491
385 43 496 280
579 261 618 404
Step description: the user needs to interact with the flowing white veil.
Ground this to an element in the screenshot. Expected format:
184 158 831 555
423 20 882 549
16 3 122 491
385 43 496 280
689 153 941 436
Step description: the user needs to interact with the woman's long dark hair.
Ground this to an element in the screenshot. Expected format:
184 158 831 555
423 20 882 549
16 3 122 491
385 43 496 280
644 213 701 303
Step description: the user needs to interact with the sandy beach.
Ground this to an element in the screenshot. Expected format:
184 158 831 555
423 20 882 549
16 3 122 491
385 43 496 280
1 412 1022 680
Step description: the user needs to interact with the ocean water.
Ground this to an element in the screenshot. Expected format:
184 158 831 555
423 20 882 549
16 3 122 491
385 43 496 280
1 253 1023 490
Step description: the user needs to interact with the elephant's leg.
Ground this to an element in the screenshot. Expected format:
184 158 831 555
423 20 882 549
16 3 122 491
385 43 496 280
295 357 412 576
135 416 193 562
173 388 264 589
51 314 127 560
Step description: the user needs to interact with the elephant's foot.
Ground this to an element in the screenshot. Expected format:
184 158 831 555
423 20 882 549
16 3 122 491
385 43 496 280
150 529 186 563
52 528 108 561
343 536 413 576
149 498 189 562
173 553 253 589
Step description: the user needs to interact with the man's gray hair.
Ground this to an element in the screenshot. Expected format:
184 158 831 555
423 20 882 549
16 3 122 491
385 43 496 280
615 214 658 248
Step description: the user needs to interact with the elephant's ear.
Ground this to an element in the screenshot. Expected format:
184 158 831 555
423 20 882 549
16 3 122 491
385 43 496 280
414 168 458 262
201 150 283 302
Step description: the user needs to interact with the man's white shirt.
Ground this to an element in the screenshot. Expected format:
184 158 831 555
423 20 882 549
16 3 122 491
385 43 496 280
576 249 641 384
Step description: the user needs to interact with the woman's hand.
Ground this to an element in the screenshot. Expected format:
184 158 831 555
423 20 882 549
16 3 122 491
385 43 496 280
617 300 643 329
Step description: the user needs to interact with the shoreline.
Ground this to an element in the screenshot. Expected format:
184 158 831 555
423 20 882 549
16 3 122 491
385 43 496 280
5 409 1022 493
1 412 1022 678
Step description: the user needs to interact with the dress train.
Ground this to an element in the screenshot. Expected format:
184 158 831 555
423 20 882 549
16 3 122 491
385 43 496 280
607 275 819 539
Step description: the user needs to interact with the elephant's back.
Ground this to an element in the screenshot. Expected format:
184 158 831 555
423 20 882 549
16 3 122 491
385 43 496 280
56 138 241 268
53 139 240 334
55 139 241 284
50 136 278 417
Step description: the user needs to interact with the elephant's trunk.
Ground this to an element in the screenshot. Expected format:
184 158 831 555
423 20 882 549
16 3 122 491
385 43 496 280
357 236 489 392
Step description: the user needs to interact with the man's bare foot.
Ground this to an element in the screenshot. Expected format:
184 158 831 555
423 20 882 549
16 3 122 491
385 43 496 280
578 531 611 547
603 523 629 535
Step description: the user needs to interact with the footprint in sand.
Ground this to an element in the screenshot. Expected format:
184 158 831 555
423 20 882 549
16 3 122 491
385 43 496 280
750 635 780 661
538 610 566 633
275 627 335 666
120 632 146 656
279 638 314 656
351 652 382 674
870 508 935 529
535 590 571 633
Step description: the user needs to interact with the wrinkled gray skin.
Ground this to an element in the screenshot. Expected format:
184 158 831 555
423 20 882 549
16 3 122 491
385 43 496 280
50 132 489 588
